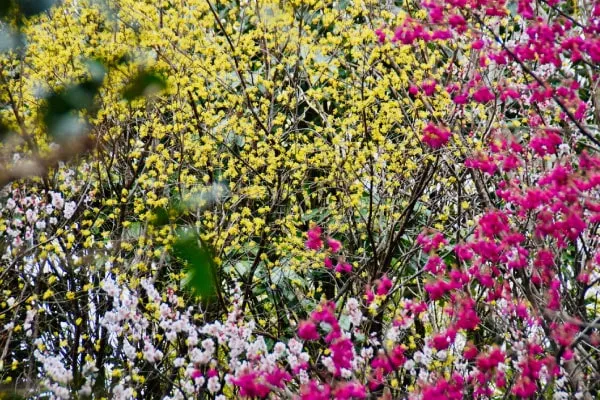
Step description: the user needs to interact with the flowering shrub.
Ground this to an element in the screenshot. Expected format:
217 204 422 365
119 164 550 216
1 0 600 399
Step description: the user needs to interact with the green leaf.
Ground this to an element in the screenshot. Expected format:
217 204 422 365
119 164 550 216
122 71 166 101
172 231 218 302
149 207 169 227
123 221 142 239
339 315 351 331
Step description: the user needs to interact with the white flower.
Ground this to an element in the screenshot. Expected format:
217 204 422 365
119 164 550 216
273 342 286 357
322 356 336 374
190 348 211 365
50 192 64 209
26 209 37 223
49 384 70 399
112 383 134 400
24 309 36 336
436 350 447 361
63 201 77 219
187 332 199 347
202 338 215 352
174 357 185 367
207 376 221 393
288 338 303 354
247 337 267 360
123 340 136 360
166 330 177 342
142 344 163 363
101 278 120 298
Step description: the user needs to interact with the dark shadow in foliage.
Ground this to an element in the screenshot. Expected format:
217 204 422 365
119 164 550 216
0 0 56 19
122 70 166 102
42 60 106 140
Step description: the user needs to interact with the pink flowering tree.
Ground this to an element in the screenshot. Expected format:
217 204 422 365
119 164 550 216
370 0 600 398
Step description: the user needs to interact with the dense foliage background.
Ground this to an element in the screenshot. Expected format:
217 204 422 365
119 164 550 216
1 0 600 398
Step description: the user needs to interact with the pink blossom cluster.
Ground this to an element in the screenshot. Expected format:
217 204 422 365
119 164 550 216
306 225 351 273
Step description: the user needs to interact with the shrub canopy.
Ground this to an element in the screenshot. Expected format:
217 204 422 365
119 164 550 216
1 0 600 399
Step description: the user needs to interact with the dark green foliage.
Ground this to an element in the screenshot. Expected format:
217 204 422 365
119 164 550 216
172 231 219 302
122 71 166 102
42 60 105 139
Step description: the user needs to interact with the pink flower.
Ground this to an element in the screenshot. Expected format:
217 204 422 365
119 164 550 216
512 376 537 398
311 301 338 327
448 14 466 28
422 123 451 149
425 279 451 300
424 255 446 274
454 244 473 260
500 88 520 101
305 226 323 250
453 92 469 104
371 345 406 374
476 347 505 371
335 262 352 273
231 373 270 398
421 376 464 400
422 80 437 96
551 321 580 347
206 369 218 378
530 130 562 156
300 381 331 400
472 86 495 103
265 368 291 388
417 231 448 252
376 275 392 296
518 0 534 19
432 29 452 40
465 155 498 175
374 28 386 43
454 297 480 330
324 257 334 269
463 343 479 360
364 286 375 304
408 301 427 315
326 237 342 253
297 320 320 341
431 328 456 350
190 369 202 380
389 345 406 368
333 382 366 400
472 39 485 50
329 337 354 375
